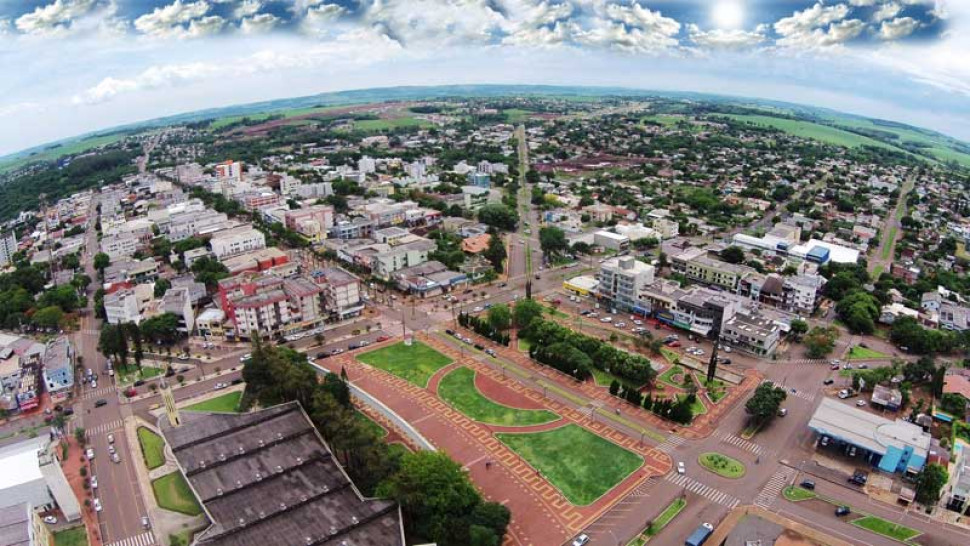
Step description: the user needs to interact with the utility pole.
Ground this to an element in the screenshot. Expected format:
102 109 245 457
707 330 720 385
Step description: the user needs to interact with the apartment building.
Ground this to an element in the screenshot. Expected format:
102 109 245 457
41 337 74 401
330 218 375 240
461 186 489 211
236 191 281 211
597 256 655 311
311 267 364 320
0 232 18 267
594 230 630 251
165 209 232 241
103 286 153 325
99 233 138 260
671 288 739 338
720 311 782 357
739 273 826 315
209 226 267 259
671 247 754 292
218 274 326 340
284 205 335 242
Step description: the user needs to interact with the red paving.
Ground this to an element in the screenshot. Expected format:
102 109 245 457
59 437 102 546
473 370 548 411
338 335 672 546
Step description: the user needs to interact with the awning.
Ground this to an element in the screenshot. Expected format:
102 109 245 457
878 446 904 473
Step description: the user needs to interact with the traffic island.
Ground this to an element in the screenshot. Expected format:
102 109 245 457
698 452 746 479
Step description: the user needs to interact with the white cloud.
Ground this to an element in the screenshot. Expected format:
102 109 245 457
240 13 279 34
872 2 902 22
15 0 98 36
687 24 767 49
362 0 504 46
73 62 213 104
774 3 867 49
134 0 224 38
234 0 262 20
878 16 920 40
775 2 850 37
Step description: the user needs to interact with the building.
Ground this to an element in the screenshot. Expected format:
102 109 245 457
311 267 364 321
808 398 930 476
159 402 405 546
946 448 970 513
597 257 654 311
671 247 753 292
650 217 679 239
871 385 903 411
593 230 630 251
99 234 138 260
40 338 73 401
720 311 781 357
214 160 243 181
460 234 491 254
195 308 226 340
789 239 861 265
739 273 825 315
218 274 325 340
670 288 739 337
103 289 143 325
0 502 52 546
0 437 80 523
0 232 17 267
563 275 599 297
329 218 374 240
467 171 490 188
160 287 196 335
209 226 266 260
461 185 489 211
284 206 335 243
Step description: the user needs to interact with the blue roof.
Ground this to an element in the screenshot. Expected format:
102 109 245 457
879 446 904 473
806 246 830 262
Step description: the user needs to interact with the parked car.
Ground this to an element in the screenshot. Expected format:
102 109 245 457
484 349 496 357
376 335 390 342
133 379 145 387
111 453 121 464
835 506 851 517
240 353 252 362
214 382 227 390
856 400 867 407
142 516 151 530
838 390 850 399
107 434 114 444
43 516 57 524
571 534 589 546
823 379 835 385
800 480 815 490
93 499 102 512
91 476 98 489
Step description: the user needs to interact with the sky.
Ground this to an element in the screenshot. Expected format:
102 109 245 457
0 0 966 157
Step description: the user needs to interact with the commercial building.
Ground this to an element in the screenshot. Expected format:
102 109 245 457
329 218 375 240
593 230 630 251
789 239 861 265
467 171 490 188
159 402 405 546
99 233 138 260
103 288 146 325
40 338 73 401
738 273 826 315
218 274 326 340
720 311 781 357
597 257 654 311
808 398 930 476
311 267 364 320
671 247 754 292
563 275 599 297
209 226 267 259
461 186 489 211
284 206 335 242
0 437 80 522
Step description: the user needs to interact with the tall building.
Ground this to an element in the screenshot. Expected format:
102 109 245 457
0 231 17 267
597 257 655 311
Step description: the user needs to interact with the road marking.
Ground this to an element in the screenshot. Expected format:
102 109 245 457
714 430 771 456
83 386 117 399
656 434 686 454
665 473 740 508
85 419 124 437
759 380 816 402
754 467 798 509
106 531 155 546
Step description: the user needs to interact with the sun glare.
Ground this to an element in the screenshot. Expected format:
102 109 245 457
712 0 745 29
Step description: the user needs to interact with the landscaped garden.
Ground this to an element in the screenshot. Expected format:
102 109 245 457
117 364 164 385
355 411 388 439
697 452 745 478
847 346 892 360
54 527 88 546
357 341 452 387
628 497 687 544
658 366 691 389
152 472 203 516
137 427 166 470
184 391 242 413
497 424 643 505
438 367 559 426
852 515 921 542
782 485 817 501
677 393 707 416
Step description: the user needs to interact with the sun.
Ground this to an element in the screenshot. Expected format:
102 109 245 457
712 0 745 29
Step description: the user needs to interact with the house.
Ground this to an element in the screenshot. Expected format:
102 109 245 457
871 385 903 411
461 234 491 254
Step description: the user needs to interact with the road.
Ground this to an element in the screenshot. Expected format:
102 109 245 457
869 175 916 275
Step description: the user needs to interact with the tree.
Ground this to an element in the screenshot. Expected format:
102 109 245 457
836 291 880 335
513 299 544 330
486 304 511 332
153 278 171 298
720 246 745 264
789 319 809 338
915 463 948 505
803 326 839 359
483 232 506 272
538 226 569 258
93 252 110 276
609 380 620 396
745 381 787 426
32 306 63 329
191 257 230 289
477 204 517 231
139 313 183 345
74 427 86 446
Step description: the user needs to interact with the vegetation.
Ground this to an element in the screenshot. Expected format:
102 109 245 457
697 452 746 478
458 312 510 346
152 472 203 516
53 526 89 546
847 346 892 360
803 326 840 359
497 424 643 505
851 516 921 542
915 463 949 505
782 485 817 502
356 341 453 387
137 427 166 470
184 391 243 413
437 367 558 426
745 381 787 428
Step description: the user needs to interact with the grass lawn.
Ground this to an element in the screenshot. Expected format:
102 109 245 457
152 472 203 516
847 346 892 360
783 485 817 502
356 411 388 439
852 515 921 542
497 424 642 505
677 394 707 416
184 391 242 413
517 338 532 352
721 114 898 151
438 367 558 426
881 225 899 261
707 389 727 403
137 427 166 470
698 452 746 478
872 264 885 279
351 118 430 132
660 348 680 364
54 527 88 546
357 341 453 387
591 367 633 389
647 497 687 536
117 365 164 386
658 366 690 389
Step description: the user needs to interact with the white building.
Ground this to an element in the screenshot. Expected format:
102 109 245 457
209 226 267 259
598 256 655 311
99 233 138 260
594 230 630 251
0 232 17 267
103 289 143 325
461 186 490 211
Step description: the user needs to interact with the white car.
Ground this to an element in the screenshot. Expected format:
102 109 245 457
43 516 57 524
107 433 114 444
571 534 589 546
111 453 121 464
634 320 643 326
838 390 850 399
107 445 116 456
677 461 686 474
86 448 95 460
214 382 227 390
615 322 626 328
240 353 252 362
473 307 483 313
93 499 102 512
91 476 98 489
600 317 612 323
856 400 867 407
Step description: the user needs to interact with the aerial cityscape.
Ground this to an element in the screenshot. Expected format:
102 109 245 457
0 2 968 546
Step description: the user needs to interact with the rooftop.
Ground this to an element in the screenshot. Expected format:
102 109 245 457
808 398 930 459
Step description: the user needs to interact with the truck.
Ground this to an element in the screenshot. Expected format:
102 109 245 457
685 523 714 546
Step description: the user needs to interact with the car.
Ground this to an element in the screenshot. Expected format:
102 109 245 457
588 312 598 318
790 388 797 394
835 506 851 517
165 367 176 377
177 354 189 361
93 499 102 512
600 317 612 323
376 335 390 342
831 363 840 370
718 358 732 365
823 378 835 385
677 461 686 474
722 346 732 353
108 445 116 455
484 349 496 357
63 407 74 416
358 340 370 347
838 389 850 399
842 363 853 370
849 471 868 485
668 341 681 348
90 380 97 389
214 382 227 390
615 322 626 328
856 400 867 407
830 359 841 366
778 408 788 417
91 476 98 489
473 306 483 313
348 343 360 350
43 516 57 524
141 516 151 530
107 433 114 444
133 379 145 387
820 436 830 447
800 480 815 490
445 329 455 335
331 348 344 355
571 534 590 546
859 364 869 369
111 453 121 464
94 399 107 408
634 320 643 326
483 303 492 309
240 353 252 362
473 344 485 351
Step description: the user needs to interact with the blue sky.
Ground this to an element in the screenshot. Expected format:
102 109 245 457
0 1 965 156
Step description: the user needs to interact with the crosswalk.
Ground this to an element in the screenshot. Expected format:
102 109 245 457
714 431 771 456
656 434 687 454
754 467 798 509
787 389 818 402
85 419 124 437
629 476 658 498
83 386 117 400
106 531 156 546
777 358 825 366
665 473 740 509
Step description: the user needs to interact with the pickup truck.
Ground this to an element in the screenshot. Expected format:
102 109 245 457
685 523 714 546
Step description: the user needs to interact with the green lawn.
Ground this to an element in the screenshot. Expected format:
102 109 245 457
648 497 687 536
117 365 164 386
660 348 680 364
497 424 643 505
881 225 898 260
722 114 899 150
591 367 632 388
184 391 242 413
783 485 817 502
54 526 88 546
847 346 892 360
852 515 921 542
438 367 559 426
349 118 430 132
152 472 203 516
356 411 388 439
658 366 690 389
0 132 129 174
517 338 532 352
357 341 453 387
137 427 166 470
677 394 707 417
698 452 746 478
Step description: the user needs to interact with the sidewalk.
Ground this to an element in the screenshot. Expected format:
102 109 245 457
59 436 102 546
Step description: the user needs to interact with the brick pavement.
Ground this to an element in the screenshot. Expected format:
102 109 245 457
335 334 672 546
59 436 103 546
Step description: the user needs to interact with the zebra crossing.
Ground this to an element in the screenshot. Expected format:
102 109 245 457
106 531 156 546
83 386 117 399
629 476 658 497
714 431 771 456
787 389 817 402
777 358 825 366
85 419 124 437
665 473 740 509
656 434 687 453
754 467 798 509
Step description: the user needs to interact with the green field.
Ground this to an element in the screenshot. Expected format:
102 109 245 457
497 424 642 505
852 515 921 542
137 427 166 470
54 527 88 546
357 341 453 387
822 115 970 167
783 485 817 502
438 367 559 426
847 346 892 360
348 118 431 132
0 132 129 174
117 365 164 386
504 109 533 122
722 114 898 150
355 411 388 439
152 472 203 516
698 452 745 478
184 391 242 413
